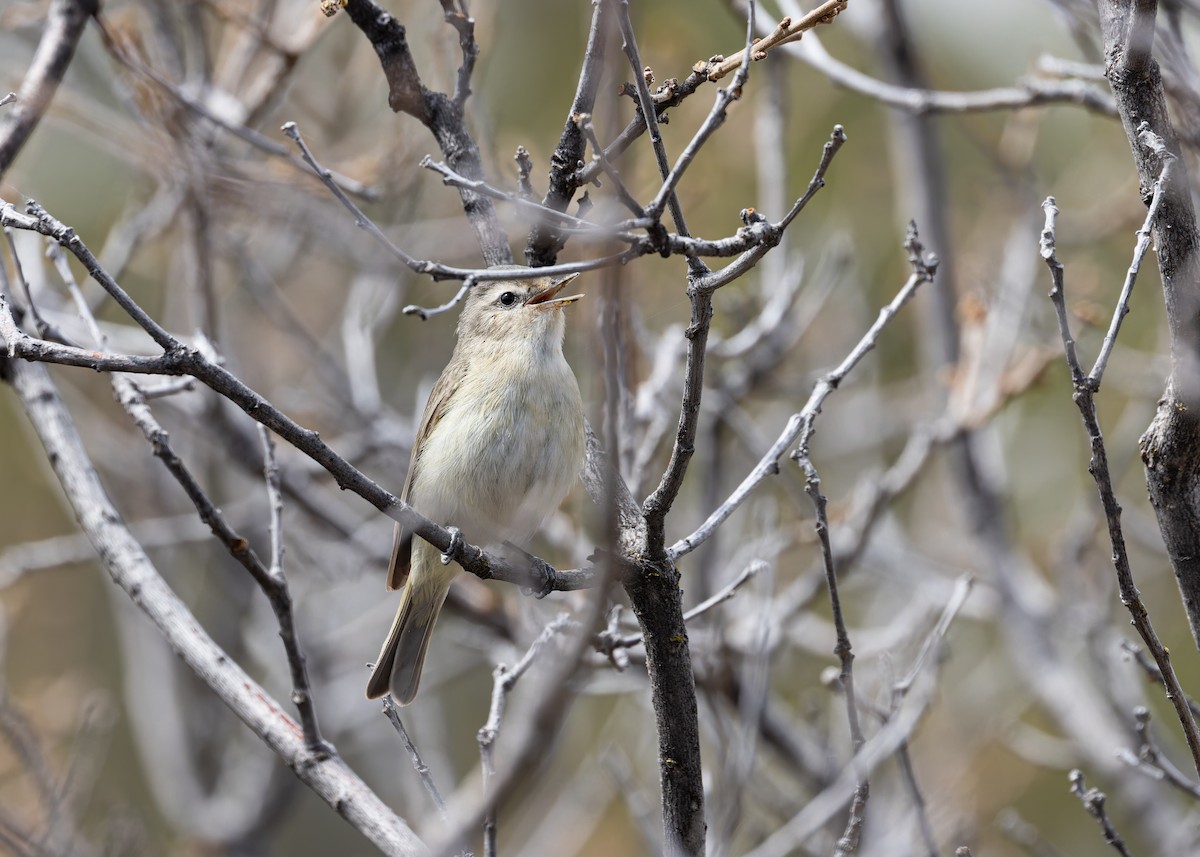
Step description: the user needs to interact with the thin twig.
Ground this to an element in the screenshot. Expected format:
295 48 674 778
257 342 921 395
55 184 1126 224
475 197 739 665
1068 770 1134 857
742 569 967 857
1041 195 1200 778
420 155 649 238
526 0 612 266
606 560 763 650
789 226 938 856
613 0 704 261
1089 128 1172 386
283 122 425 271
43 237 331 756
577 113 645 217
1121 641 1200 720
381 697 450 821
700 1 848 82
1120 705 1200 800
670 205 924 562
637 0 759 557
403 280 473 321
258 426 286 579
438 0 478 109
477 615 574 857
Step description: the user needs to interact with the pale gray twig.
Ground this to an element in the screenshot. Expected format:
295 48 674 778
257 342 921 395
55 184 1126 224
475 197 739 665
4 356 425 856
607 560 763 650
671 219 934 561
477 614 574 857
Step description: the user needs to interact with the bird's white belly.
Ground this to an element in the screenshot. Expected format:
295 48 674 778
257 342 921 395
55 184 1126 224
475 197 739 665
410 360 583 548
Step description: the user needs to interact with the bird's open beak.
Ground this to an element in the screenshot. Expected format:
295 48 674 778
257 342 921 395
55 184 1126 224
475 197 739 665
526 273 584 309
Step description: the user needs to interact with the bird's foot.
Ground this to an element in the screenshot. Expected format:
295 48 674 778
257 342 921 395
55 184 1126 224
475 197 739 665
440 526 465 565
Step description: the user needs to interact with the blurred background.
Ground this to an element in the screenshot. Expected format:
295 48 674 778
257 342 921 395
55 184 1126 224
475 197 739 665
2 0 1197 855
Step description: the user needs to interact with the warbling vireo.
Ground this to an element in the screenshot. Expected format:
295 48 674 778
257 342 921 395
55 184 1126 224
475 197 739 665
366 267 586 704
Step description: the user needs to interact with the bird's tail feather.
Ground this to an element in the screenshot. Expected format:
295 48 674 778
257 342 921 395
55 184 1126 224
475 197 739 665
366 567 453 703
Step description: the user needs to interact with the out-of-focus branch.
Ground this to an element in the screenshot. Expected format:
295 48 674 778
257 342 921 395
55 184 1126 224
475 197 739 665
787 225 937 856
339 0 511 265
382 698 450 823
671 213 928 562
477 614 574 857
90 14 379 199
1 356 428 857
743 566 967 857
768 0 1115 116
0 0 98 180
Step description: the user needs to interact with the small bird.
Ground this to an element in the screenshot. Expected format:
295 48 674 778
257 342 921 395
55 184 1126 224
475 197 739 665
366 267 586 704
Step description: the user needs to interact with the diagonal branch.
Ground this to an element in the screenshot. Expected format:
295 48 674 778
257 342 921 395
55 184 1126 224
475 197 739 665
0 204 596 599
0 0 98 180
340 0 510 264
1041 194 1200 779
2 356 427 857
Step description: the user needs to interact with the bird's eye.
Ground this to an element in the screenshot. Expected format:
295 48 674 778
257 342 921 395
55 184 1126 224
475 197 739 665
498 291 518 307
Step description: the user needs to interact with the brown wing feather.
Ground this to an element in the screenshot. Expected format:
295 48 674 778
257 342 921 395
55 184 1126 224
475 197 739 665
386 360 466 590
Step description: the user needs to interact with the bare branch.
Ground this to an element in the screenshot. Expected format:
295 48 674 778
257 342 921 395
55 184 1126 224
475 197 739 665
381 698 450 822
0 0 98 179
4 356 427 856
477 615 575 857
1041 195 1200 778
339 0 511 264
1068 770 1134 857
526 0 612 266
671 215 930 561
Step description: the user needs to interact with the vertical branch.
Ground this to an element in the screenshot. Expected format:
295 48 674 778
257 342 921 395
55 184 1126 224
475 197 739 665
476 615 573 857
607 6 764 856
526 0 612 266
789 224 936 854
1098 2 1200 649
1041 196 1200 778
622 562 706 857
632 0 762 553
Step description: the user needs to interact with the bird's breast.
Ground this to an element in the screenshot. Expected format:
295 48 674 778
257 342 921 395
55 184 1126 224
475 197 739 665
410 352 584 546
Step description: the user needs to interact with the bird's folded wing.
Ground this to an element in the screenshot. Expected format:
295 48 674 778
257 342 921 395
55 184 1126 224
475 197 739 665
386 358 466 590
